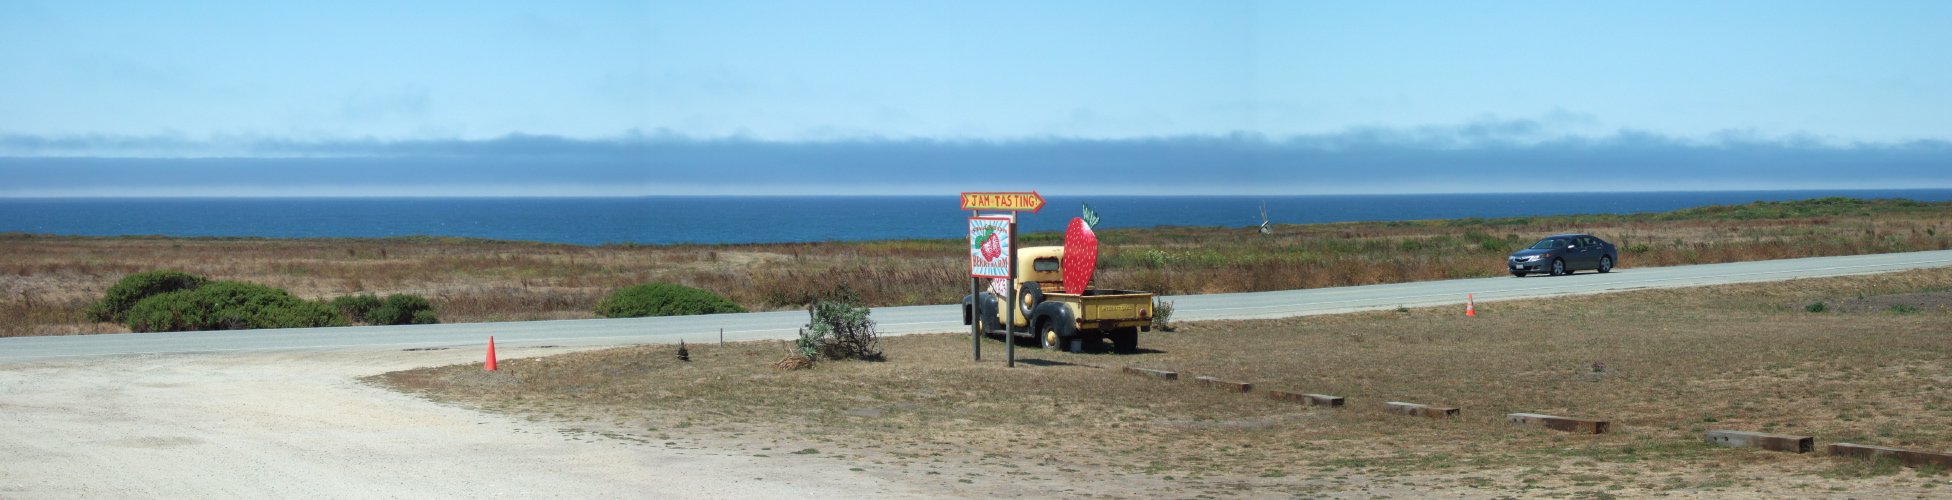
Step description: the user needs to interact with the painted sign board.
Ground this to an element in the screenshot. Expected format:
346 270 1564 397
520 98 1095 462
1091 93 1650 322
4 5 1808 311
960 191 1046 213
968 216 1014 278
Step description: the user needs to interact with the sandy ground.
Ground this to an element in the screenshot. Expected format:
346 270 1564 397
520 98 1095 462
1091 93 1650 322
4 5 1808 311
4 348 1946 499
0 348 940 499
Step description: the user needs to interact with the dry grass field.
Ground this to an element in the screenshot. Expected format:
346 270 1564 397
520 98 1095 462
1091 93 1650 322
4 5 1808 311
5 197 1950 337
379 267 1952 498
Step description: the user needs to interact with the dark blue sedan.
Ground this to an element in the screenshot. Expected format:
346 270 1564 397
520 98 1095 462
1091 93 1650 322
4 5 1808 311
1508 234 1618 277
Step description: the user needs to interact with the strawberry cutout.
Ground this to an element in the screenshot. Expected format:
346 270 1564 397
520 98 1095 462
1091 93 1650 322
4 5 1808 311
975 227 1003 261
1062 217 1098 295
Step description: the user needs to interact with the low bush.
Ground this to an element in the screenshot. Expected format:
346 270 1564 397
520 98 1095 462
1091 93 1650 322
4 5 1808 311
367 294 439 325
86 270 208 323
330 294 384 323
125 281 347 332
1152 298 1176 331
796 284 882 361
594 282 746 318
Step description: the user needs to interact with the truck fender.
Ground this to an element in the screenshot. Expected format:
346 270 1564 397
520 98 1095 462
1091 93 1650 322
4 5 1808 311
971 292 1001 332
961 294 975 325
1030 301 1076 338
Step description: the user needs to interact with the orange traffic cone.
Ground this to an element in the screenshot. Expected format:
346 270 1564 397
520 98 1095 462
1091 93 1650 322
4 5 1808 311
485 336 499 371
1465 294 1476 317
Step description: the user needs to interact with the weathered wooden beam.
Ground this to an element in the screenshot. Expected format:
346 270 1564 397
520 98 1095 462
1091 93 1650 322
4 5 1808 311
1703 430 1812 453
1122 367 1177 380
1828 443 1952 468
1505 413 1609 434
1384 402 1458 418
1193 376 1253 392
1268 391 1343 406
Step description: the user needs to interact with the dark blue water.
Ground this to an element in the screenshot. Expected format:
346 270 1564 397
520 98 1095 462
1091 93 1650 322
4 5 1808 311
3 190 1950 246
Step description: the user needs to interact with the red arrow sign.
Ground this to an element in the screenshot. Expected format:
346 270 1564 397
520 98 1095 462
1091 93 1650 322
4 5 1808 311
960 191 1045 212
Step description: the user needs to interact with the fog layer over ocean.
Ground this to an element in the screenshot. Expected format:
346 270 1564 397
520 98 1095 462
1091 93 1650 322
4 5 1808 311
4 190 1950 246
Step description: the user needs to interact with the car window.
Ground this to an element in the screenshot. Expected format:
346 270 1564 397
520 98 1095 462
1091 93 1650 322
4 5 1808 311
1577 237 1596 246
1529 238 1567 250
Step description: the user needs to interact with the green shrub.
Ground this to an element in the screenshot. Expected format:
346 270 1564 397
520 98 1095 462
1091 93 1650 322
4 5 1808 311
125 281 347 332
594 282 747 318
1469 235 1511 252
797 284 882 361
367 294 438 325
86 270 208 323
1806 302 1827 313
330 294 384 323
1152 298 1176 331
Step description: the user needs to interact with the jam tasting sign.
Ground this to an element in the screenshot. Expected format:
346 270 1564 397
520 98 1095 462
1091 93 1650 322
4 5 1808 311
959 191 1045 213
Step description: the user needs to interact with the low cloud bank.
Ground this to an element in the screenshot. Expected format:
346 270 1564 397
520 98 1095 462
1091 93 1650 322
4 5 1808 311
3 128 1948 196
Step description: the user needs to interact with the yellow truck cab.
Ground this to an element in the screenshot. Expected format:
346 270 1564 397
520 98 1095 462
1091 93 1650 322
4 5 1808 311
961 246 1154 353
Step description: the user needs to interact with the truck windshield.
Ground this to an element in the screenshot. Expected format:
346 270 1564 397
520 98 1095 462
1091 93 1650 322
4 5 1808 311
1033 258 1060 272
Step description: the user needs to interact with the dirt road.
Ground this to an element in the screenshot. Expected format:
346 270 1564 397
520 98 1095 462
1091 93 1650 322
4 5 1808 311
9 341 1947 499
0 349 930 499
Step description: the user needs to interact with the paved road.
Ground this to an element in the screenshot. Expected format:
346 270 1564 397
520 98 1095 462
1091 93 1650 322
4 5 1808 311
4 249 1950 364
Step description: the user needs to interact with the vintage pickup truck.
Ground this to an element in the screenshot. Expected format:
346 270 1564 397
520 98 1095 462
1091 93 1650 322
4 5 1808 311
962 245 1153 353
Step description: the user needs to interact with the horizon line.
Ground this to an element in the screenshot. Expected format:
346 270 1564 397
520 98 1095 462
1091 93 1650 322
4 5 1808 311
5 188 1952 200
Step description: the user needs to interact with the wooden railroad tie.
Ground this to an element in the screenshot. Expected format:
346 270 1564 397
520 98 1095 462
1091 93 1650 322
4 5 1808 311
1703 430 1813 453
1193 376 1253 392
1268 391 1343 406
1505 413 1609 434
1121 367 1178 381
1828 443 1952 469
1384 402 1458 418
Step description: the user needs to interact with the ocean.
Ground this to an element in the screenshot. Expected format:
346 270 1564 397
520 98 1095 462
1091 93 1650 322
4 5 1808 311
4 190 1951 246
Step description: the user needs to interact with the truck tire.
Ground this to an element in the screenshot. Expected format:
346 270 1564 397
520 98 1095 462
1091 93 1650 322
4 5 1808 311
1110 327 1138 354
1018 286 1043 319
1039 321 1066 351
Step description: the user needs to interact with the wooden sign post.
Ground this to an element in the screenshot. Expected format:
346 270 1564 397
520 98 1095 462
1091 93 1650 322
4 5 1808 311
963 191 1044 367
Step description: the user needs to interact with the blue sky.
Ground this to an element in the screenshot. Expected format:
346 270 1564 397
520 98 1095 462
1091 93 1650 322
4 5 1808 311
2 1 1949 195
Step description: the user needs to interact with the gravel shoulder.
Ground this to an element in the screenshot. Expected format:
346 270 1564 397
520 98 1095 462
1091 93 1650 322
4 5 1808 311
0 348 926 499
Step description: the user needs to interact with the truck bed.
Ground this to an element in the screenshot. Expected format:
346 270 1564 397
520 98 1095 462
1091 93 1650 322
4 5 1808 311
1043 289 1152 327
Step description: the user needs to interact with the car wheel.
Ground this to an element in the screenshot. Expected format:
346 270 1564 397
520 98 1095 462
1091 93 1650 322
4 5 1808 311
1549 259 1566 276
1598 256 1613 273
1039 322 1066 351
1511 272 1527 278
